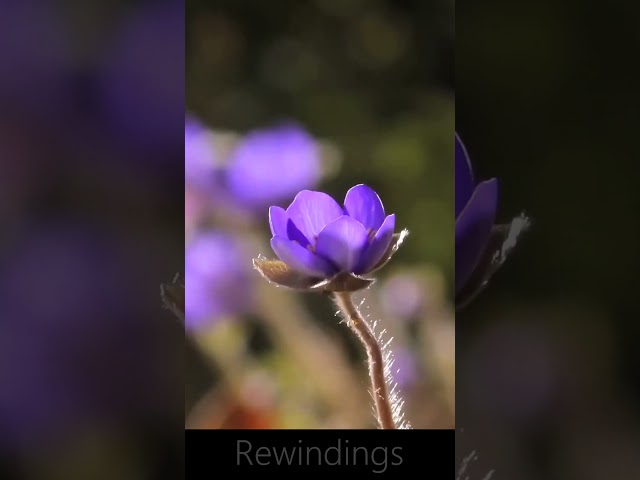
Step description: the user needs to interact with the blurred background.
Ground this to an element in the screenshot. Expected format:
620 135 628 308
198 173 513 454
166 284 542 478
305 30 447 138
185 0 454 429
457 1 640 479
0 0 183 478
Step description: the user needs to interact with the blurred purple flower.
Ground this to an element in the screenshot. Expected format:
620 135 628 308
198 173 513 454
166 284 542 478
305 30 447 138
254 185 407 292
391 348 419 390
455 133 528 308
225 123 321 210
381 272 425 320
185 115 220 191
185 231 254 331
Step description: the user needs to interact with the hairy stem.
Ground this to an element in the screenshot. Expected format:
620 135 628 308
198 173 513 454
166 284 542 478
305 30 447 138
333 291 396 429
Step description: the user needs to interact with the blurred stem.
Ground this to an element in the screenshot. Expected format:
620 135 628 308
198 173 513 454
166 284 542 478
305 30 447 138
333 291 396 429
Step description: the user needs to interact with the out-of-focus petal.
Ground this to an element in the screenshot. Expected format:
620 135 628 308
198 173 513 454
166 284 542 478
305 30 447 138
343 184 386 231
225 123 321 209
455 179 498 294
185 232 252 330
316 215 369 272
381 272 425 320
392 348 419 390
185 116 218 190
456 133 475 218
286 190 343 241
355 214 396 274
270 236 335 278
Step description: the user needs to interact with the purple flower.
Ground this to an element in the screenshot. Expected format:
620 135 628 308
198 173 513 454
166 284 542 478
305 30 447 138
391 347 419 391
381 272 426 321
254 185 408 292
185 231 254 331
455 133 529 308
225 123 321 210
185 115 219 191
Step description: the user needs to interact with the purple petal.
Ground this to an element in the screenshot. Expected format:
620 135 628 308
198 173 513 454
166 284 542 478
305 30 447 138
286 190 343 242
286 220 311 247
316 215 370 273
185 232 252 329
455 179 498 294
225 123 321 208
185 115 218 189
343 184 385 231
355 214 396 274
270 236 336 278
269 206 312 248
268 206 288 237
392 348 419 389
456 133 475 218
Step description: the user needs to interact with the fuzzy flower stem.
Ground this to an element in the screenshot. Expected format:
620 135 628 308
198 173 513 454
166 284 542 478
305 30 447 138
333 291 396 429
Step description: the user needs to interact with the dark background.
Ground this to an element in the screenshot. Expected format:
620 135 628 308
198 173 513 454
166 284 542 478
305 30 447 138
457 1 640 478
0 1 184 478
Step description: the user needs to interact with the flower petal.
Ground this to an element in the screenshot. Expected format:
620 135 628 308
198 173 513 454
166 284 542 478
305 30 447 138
225 123 321 208
286 190 343 241
456 133 475 218
355 214 396 274
455 179 498 294
268 206 288 237
270 236 335 278
368 229 409 274
343 184 385 231
287 220 311 247
268 206 310 247
316 215 369 273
